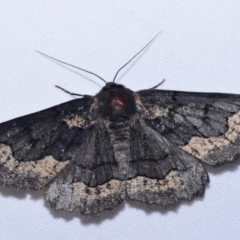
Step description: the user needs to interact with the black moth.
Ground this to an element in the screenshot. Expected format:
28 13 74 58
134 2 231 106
1 35 240 216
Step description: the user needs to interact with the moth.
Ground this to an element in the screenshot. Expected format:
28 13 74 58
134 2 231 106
1 35 240 216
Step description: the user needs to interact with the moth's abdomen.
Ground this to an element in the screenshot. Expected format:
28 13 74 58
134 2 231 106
106 119 131 179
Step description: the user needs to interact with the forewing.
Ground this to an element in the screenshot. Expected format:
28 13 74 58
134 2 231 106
127 120 209 206
0 98 94 189
137 89 240 166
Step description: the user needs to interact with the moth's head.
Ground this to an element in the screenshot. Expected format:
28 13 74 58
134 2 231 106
96 83 137 118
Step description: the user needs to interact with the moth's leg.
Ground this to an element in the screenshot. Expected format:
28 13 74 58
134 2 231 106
55 85 93 98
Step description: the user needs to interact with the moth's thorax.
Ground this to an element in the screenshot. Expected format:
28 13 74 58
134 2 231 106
96 83 137 118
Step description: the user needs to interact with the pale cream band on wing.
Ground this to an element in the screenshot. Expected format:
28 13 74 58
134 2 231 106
180 112 240 164
0 144 69 188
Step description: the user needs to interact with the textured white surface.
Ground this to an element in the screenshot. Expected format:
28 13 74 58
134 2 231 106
1 1 240 240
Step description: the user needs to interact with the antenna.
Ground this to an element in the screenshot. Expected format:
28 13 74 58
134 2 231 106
112 31 162 83
35 51 107 84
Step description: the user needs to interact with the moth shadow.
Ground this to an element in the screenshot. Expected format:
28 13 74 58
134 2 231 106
45 200 125 225
126 195 206 216
57 65 102 90
0 186 125 224
204 156 240 176
40 55 103 90
46 196 204 224
114 45 151 85
46 195 206 224
0 187 43 201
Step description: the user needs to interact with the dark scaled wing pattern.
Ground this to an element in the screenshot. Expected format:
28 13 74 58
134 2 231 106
0 98 94 190
137 89 240 166
127 89 240 208
127 119 208 206
0 97 127 215
1 86 240 216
